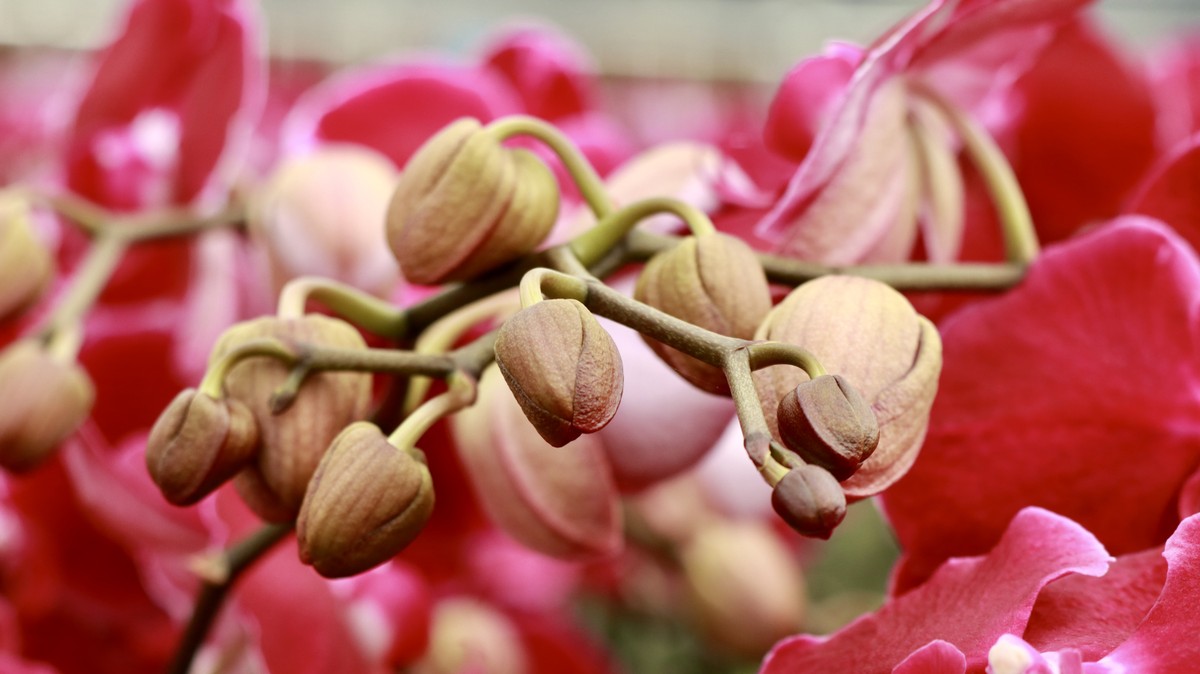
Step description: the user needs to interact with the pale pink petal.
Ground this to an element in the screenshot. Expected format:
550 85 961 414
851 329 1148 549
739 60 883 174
893 640 966 674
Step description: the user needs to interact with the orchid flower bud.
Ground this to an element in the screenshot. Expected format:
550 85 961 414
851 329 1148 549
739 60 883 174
777 374 879 481
634 232 772 394
0 195 53 322
494 299 623 447
756 275 941 499
250 145 400 297
297 422 434 578
145 388 259 505
387 118 560 285
770 464 847 539
0 340 93 472
681 521 806 655
211 315 371 520
450 367 621 559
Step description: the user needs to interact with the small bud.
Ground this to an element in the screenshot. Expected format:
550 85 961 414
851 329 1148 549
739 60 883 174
211 315 371 520
494 299 623 447
771 464 846 539
297 422 434 578
415 597 527 674
681 521 806 655
451 367 621 559
756 276 942 498
250 145 400 297
386 118 560 284
777 374 879 481
0 195 53 322
0 341 93 472
145 388 259 505
634 232 772 394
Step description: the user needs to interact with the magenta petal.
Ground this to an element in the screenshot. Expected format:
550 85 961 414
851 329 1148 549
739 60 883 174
66 0 262 209
1128 133 1200 252
480 24 597 121
282 61 521 167
764 44 862 162
881 218 1200 592
1095 514 1200 671
891 640 966 674
1023 548 1167 660
759 508 1109 674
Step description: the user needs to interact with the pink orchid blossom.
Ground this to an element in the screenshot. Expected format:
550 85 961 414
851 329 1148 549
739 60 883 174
759 0 1091 264
881 218 1200 592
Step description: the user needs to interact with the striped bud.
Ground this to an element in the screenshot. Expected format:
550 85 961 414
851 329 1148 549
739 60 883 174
777 374 879 481
387 118 560 284
146 388 259 505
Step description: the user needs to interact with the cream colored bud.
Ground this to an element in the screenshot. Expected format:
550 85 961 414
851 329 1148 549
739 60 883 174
211 315 371 520
297 422 434 578
634 232 771 394
250 145 400 297
0 340 93 472
494 299 623 447
756 276 941 498
777 374 879 481
145 388 259 505
0 195 53 322
386 118 560 285
770 464 846 539
681 521 806 655
414 597 527 674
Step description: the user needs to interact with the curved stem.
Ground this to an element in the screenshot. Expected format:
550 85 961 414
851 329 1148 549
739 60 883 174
485 115 616 219
35 234 128 355
569 197 716 268
276 276 407 337
909 82 1038 266
200 338 297 398
722 347 792 486
388 371 477 449
167 523 292 674
747 342 826 379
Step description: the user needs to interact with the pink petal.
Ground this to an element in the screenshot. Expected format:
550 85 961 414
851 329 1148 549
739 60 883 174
892 640 967 674
480 24 597 121
882 218 1200 592
65 0 262 210
764 43 863 162
1096 514 1200 671
760 508 1110 674
1144 31 1200 146
1127 133 1200 252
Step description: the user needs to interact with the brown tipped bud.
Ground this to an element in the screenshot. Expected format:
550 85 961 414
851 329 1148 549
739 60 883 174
146 389 259 505
634 232 772 394
0 341 93 472
211 315 371 520
756 276 942 499
681 522 806 655
250 145 400 297
386 118 560 285
494 299 623 447
297 422 434 578
777 374 879 481
0 195 53 322
771 464 846 539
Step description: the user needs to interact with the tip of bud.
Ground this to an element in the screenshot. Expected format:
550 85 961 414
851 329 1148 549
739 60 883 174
297 422 435 578
777 374 879 481
770 464 847 539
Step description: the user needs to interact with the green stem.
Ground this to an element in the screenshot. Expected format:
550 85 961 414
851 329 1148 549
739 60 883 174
722 347 792 486
276 276 407 337
387 371 477 449
569 197 717 268
36 234 128 357
746 342 826 379
909 82 1038 265
166 523 292 674
485 115 616 218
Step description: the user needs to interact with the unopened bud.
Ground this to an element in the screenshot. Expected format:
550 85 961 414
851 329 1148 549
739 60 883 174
494 299 622 447
770 464 846 539
777 374 879 481
0 195 53 322
756 276 941 498
0 341 93 472
634 232 771 394
414 597 527 674
145 388 259 505
386 118 560 284
297 422 434 578
211 315 371 520
250 145 400 296
681 521 806 655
